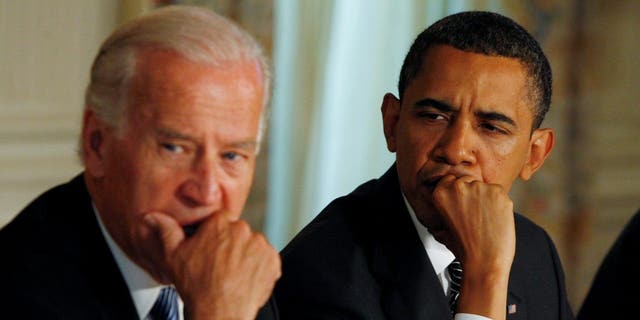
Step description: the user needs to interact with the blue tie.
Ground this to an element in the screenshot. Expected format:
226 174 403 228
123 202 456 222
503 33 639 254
149 287 179 320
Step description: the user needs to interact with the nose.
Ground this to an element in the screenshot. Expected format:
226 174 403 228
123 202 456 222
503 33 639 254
180 157 222 207
433 119 476 166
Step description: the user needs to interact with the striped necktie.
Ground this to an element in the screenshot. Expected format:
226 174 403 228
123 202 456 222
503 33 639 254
447 260 463 317
148 287 179 320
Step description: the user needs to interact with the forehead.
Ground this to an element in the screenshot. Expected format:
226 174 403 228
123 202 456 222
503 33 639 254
128 49 263 118
406 45 534 122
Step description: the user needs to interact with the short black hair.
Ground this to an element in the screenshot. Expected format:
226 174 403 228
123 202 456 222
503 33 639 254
398 11 552 129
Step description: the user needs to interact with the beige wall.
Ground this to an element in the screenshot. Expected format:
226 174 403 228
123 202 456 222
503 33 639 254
0 1 118 225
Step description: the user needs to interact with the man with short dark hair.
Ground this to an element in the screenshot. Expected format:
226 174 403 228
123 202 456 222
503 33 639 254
275 11 572 320
0 6 280 320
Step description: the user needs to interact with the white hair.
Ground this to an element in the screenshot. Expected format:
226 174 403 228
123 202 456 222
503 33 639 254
84 5 271 143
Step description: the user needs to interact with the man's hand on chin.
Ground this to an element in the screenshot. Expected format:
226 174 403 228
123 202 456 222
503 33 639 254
432 175 516 320
143 211 282 320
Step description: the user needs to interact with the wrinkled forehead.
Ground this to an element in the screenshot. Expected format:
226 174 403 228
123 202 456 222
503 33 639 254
418 46 536 117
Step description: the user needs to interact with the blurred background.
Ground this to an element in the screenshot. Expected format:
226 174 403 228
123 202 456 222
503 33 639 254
1 0 638 311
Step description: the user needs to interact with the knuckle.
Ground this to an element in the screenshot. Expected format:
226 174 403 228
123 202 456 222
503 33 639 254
454 178 467 190
432 187 445 201
506 198 514 209
270 252 282 278
207 212 227 228
251 232 268 246
230 220 252 237
486 183 502 195
274 265 282 279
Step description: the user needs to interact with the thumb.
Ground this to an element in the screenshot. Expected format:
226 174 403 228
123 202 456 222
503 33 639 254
144 213 185 257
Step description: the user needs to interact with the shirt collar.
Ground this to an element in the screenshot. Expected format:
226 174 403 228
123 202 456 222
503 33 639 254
92 203 164 320
401 193 455 276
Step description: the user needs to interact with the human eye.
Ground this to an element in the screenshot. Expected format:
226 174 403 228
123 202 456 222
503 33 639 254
480 122 509 135
423 112 447 120
161 143 185 154
419 112 447 120
222 150 252 163
221 151 251 175
222 151 239 161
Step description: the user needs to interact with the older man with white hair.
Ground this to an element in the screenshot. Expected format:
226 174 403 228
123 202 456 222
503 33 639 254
0 5 280 320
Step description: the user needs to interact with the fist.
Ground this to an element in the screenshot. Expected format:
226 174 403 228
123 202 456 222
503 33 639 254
432 175 515 271
146 212 281 320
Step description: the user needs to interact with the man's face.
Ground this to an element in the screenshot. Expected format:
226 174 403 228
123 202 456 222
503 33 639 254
83 49 264 275
382 44 552 234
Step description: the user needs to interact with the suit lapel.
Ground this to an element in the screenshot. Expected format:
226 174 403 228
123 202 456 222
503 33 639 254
61 175 139 319
365 165 529 319
367 166 451 320
506 245 527 320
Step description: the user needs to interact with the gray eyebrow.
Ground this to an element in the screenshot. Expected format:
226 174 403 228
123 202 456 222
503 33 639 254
157 127 258 151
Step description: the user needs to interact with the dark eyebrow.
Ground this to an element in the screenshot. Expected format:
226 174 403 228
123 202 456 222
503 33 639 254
415 98 517 128
476 111 517 128
414 98 455 112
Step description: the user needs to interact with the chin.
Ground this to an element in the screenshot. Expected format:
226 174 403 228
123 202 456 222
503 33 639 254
431 229 448 243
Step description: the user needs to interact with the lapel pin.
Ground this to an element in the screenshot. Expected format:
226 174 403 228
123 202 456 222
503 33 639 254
507 304 517 314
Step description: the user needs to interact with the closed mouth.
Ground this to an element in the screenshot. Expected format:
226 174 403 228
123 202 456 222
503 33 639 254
423 176 444 190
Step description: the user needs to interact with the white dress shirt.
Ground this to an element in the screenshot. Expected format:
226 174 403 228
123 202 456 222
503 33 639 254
93 204 184 320
402 194 492 320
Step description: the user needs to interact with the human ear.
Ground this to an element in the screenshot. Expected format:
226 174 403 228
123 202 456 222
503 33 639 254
381 93 401 153
519 128 554 180
81 109 107 178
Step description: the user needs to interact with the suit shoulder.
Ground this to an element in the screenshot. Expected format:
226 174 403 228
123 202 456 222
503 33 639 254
613 209 640 252
511 213 573 319
280 177 379 260
0 176 84 245
512 213 566 276
0 175 89 288
276 177 386 319
512 213 566 282
513 213 554 244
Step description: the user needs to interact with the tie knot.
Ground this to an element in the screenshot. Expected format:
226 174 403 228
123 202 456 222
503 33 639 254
448 260 463 284
149 287 179 320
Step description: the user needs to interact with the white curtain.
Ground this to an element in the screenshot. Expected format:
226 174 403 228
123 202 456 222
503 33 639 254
266 0 501 249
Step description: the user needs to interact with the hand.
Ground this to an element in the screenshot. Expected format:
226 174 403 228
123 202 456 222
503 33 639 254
432 175 515 268
145 212 281 320
432 175 515 319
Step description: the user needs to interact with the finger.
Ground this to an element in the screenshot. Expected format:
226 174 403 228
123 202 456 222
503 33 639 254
145 213 185 257
438 174 457 186
229 219 252 240
216 210 239 222
209 210 236 225
249 234 282 300
434 175 457 193
456 175 476 184
197 211 233 235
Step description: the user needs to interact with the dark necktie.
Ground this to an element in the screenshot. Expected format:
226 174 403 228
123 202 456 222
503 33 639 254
149 287 179 320
447 260 463 317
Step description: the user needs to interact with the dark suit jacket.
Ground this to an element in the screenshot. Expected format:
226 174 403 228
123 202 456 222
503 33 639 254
577 209 640 320
0 174 278 320
275 165 573 320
